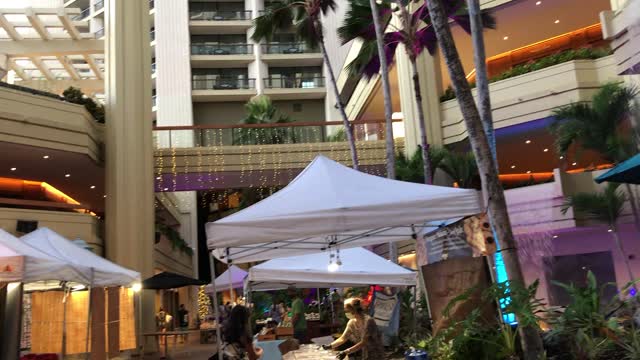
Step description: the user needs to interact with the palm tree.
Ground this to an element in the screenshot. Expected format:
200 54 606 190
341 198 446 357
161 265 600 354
395 146 447 184
466 0 496 163
233 95 295 145
550 83 640 231
439 151 479 189
423 0 543 357
339 0 495 184
368 0 395 180
562 183 636 287
252 0 360 169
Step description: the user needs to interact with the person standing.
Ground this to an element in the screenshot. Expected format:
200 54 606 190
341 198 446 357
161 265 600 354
288 287 307 343
177 304 189 343
220 305 263 360
325 298 385 360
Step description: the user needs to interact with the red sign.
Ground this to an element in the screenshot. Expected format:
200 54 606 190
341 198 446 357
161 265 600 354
0 255 24 282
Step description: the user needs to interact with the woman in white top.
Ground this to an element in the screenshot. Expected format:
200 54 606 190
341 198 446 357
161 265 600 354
325 298 385 360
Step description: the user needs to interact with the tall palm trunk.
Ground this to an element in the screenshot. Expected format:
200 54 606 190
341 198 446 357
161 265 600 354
370 0 397 262
396 1 433 184
317 28 360 170
409 58 433 184
466 0 495 163
369 0 395 180
611 225 636 286
424 0 543 358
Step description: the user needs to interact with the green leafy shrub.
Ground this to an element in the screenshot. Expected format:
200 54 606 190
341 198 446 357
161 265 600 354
62 86 105 123
440 47 612 102
155 223 194 255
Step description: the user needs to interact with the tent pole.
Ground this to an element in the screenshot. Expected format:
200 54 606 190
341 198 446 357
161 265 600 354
208 251 223 360
317 288 321 320
62 282 68 360
226 249 234 304
85 269 94 360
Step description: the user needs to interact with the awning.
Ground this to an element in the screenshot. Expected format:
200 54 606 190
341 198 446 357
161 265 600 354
21 228 139 287
205 265 247 294
246 247 417 291
595 153 640 184
142 271 207 289
206 155 483 263
0 229 88 283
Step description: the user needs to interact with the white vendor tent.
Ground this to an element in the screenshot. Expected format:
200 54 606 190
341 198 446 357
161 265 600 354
205 265 247 294
246 247 417 291
0 229 88 283
21 228 140 287
206 155 484 263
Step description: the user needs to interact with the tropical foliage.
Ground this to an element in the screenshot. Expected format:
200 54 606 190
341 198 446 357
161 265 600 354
155 223 193 255
233 96 295 145
62 86 105 123
550 82 638 163
440 47 612 102
395 147 478 188
252 0 360 168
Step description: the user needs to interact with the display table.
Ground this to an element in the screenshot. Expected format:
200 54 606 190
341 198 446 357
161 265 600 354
256 339 285 360
282 344 337 360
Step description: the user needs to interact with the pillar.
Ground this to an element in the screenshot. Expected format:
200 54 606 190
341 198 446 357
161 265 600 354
90 288 106 360
104 0 155 354
395 45 444 155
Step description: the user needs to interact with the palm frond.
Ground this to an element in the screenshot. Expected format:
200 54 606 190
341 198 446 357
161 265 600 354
251 1 296 42
438 151 479 189
561 183 625 226
337 0 392 44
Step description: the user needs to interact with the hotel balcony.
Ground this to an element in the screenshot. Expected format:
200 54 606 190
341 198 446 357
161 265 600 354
263 75 326 100
261 43 323 66
189 10 253 34
440 55 618 145
190 44 254 68
191 77 257 102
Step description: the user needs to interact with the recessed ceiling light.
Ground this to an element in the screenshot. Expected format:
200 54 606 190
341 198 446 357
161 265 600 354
572 162 577 166
103 195 107 198
554 19 560 24
43 155 50 159
525 140 531 144
553 235 558 239
527 170 532 174
536 1 542 5
163 187 169 191
560 156 564 160
65 174 71 178
511 165 516 169
90 185 96 189
503 36 509 40
608 229 613 233
10 167 16 171
156 176 161 180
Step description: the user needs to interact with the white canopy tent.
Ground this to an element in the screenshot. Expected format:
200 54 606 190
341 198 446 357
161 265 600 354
21 228 140 287
246 247 417 291
0 229 88 283
206 155 484 263
205 265 247 295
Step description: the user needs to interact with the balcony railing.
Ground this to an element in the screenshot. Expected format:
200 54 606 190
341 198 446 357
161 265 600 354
152 95 157 107
191 43 253 55
153 119 401 148
192 77 255 90
149 0 154 10
72 7 90 20
94 0 104 12
189 10 252 21
264 76 325 89
150 30 155 41
95 27 105 39
262 43 319 54
151 62 156 74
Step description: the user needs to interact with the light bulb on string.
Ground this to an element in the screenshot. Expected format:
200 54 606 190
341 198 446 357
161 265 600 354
328 261 340 272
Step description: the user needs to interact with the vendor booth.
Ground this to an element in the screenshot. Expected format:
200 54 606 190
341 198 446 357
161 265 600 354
245 247 416 291
0 228 140 359
205 156 484 359
205 265 247 302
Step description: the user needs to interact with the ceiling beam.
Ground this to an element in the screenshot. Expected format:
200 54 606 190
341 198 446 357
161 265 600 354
30 57 55 81
9 60 31 80
25 8 51 41
57 9 81 40
0 39 104 57
0 12 23 41
57 55 80 80
83 54 103 80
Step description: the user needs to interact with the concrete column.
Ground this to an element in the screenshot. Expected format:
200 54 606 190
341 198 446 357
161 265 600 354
104 0 156 351
249 0 265 94
395 46 444 155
